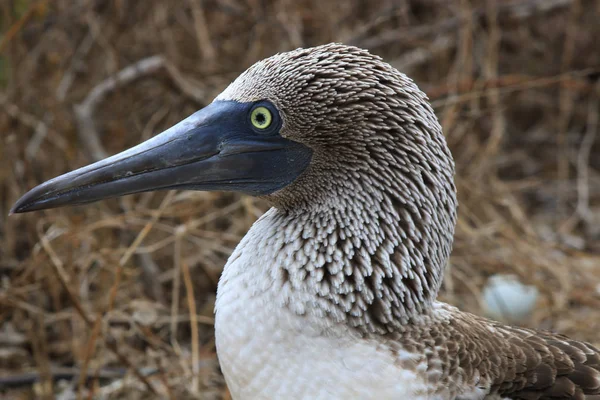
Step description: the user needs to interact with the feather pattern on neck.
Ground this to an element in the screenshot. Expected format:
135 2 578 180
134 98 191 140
222 171 455 336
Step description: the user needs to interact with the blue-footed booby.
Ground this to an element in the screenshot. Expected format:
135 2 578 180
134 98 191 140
11 44 600 399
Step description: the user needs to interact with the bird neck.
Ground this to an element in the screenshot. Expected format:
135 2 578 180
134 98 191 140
247 179 455 335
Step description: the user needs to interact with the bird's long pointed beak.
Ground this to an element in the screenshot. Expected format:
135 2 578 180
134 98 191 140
11 100 312 214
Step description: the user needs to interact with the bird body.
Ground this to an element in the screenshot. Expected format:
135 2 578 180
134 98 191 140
214 208 600 400
215 208 431 399
12 44 600 399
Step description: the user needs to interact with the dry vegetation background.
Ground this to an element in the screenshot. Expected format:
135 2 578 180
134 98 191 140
1 0 600 398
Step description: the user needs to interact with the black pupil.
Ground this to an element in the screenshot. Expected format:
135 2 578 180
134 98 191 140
255 112 266 125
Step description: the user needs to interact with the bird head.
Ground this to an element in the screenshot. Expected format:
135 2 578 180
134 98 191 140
12 44 456 225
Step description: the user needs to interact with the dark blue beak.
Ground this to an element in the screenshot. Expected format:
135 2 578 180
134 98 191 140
10 100 312 214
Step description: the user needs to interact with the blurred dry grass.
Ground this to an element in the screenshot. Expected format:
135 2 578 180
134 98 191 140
1 0 600 398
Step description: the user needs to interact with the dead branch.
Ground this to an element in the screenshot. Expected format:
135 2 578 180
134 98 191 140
56 32 95 102
73 55 165 161
74 56 206 161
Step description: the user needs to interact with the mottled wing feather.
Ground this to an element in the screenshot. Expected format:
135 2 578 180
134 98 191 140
489 325 600 399
450 311 600 400
396 306 600 399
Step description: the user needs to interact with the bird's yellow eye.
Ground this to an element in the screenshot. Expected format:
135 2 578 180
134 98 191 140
250 106 272 130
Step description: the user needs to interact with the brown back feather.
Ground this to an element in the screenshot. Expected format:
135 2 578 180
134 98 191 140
489 324 600 399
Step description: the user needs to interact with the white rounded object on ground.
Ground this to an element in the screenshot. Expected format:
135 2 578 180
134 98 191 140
483 274 539 323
